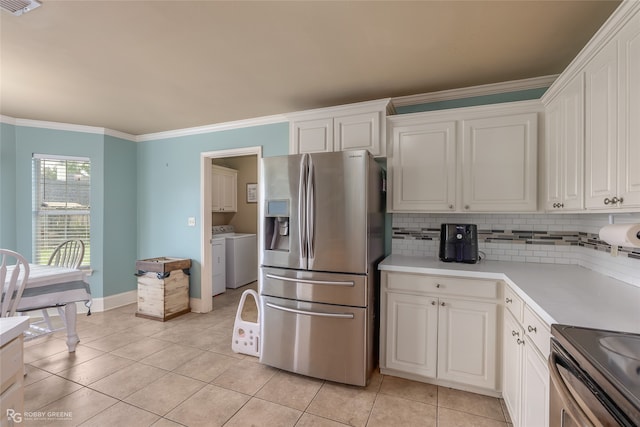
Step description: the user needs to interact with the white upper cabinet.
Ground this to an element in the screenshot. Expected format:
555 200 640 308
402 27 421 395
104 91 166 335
211 165 237 212
544 74 584 211
390 121 457 211
289 99 392 157
461 113 537 212
544 1 640 212
388 101 540 213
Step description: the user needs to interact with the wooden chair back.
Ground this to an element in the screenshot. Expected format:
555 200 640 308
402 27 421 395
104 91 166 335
48 240 85 269
0 249 30 317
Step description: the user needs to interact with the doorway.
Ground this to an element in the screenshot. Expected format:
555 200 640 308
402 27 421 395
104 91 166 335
199 146 262 313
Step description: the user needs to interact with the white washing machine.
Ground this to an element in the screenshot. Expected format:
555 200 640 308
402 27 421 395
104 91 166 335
212 225 258 289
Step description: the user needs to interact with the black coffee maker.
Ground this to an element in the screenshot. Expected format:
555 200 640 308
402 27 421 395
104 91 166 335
439 224 479 264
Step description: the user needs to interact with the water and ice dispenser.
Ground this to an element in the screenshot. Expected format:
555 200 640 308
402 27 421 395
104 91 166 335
264 199 289 252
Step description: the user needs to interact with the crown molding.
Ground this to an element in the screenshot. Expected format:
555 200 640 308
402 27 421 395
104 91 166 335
137 114 288 142
391 75 558 108
0 115 137 141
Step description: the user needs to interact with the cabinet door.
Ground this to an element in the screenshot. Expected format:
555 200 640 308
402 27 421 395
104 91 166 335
292 118 334 154
502 310 524 426
390 121 456 212
461 113 537 212
617 11 640 208
545 98 563 210
220 171 237 212
437 298 498 389
585 42 618 209
211 169 222 212
561 75 585 210
334 112 382 156
385 292 438 378
521 337 549 427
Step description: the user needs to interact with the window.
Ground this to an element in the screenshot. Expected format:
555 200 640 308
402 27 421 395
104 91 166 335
32 155 91 267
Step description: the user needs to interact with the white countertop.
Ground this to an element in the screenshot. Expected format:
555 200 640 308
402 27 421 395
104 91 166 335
0 316 29 346
379 255 640 334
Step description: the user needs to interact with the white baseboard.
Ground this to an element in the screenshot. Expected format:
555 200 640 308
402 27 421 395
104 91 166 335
189 298 206 313
90 290 137 312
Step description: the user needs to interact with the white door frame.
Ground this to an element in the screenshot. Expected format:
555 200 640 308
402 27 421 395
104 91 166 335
196 145 262 313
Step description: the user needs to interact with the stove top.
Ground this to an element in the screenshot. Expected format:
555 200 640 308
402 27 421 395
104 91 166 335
552 324 640 422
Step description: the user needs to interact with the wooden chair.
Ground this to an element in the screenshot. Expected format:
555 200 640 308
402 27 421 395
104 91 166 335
0 249 30 318
24 240 84 337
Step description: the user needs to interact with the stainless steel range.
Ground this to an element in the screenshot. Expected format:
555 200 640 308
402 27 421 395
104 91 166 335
258 150 384 386
550 324 640 426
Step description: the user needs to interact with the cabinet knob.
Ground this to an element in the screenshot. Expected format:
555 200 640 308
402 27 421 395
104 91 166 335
436 283 441 288
517 339 524 345
553 203 558 208
604 197 612 205
431 301 436 306
449 204 454 210
528 325 537 333
512 330 519 337
464 205 470 210
612 196 624 205
440 302 446 307
505 297 512 304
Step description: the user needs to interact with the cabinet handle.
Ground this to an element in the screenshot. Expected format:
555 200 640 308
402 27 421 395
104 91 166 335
436 284 441 288
505 297 512 304
449 204 454 210
612 196 624 205
440 302 446 307
604 197 612 205
517 339 524 345
553 203 558 208
559 203 564 208
512 330 519 337
528 325 537 333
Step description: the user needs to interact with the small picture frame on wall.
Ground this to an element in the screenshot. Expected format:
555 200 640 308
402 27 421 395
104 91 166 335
246 183 258 203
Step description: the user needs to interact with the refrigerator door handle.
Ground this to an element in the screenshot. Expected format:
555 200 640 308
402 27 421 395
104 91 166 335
265 273 355 287
266 302 355 319
307 155 315 265
298 154 308 269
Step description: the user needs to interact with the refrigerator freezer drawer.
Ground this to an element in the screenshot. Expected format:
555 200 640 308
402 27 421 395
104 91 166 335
260 295 369 386
261 267 368 307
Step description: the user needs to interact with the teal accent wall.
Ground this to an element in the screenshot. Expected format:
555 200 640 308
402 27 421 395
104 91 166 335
395 88 548 114
0 123 17 250
137 122 289 299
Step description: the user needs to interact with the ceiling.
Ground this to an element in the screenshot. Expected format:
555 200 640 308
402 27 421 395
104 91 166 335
0 0 621 136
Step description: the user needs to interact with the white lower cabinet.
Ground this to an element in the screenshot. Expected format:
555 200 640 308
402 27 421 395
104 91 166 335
502 286 550 427
381 272 500 393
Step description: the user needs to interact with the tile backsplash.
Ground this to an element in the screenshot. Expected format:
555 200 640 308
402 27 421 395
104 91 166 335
392 212 640 287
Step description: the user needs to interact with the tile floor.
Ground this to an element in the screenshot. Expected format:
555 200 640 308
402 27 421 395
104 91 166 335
21 283 514 426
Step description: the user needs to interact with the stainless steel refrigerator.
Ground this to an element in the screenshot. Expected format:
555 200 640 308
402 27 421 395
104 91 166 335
259 150 385 386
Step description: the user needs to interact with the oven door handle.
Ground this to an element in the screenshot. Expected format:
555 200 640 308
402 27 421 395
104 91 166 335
265 273 355 287
548 352 595 427
266 302 355 319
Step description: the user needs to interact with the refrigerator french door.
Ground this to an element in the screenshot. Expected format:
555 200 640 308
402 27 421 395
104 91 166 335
259 150 384 386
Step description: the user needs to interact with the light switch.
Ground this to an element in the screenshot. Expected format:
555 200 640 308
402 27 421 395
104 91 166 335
187 217 196 227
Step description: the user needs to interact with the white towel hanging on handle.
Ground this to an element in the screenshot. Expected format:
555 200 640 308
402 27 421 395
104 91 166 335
231 289 260 357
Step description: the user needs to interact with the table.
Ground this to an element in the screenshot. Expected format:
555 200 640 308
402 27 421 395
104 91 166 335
6 264 92 352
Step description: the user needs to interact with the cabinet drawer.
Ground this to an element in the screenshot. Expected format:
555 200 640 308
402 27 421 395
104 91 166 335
504 285 524 322
523 305 551 358
0 336 23 394
386 272 499 299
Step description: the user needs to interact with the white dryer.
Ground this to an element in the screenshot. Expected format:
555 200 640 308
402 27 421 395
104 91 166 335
212 225 258 289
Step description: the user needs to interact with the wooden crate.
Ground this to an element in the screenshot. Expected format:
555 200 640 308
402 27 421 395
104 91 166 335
135 260 190 321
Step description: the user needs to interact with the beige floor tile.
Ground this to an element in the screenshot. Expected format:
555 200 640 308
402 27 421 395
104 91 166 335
57 353 134 385
72 324 120 343
172 350 239 382
367 393 437 427
294 413 351 427
110 337 170 361
23 364 53 386
37 386 118 426
255 370 323 411
306 382 377 427
23 336 70 363
23 375 83 411
139 342 204 371
438 386 506 421
224 398 301 427
160 326 226 350
165 384 250 427
124 372 206 416
378 375 438 405
212 357 278 395
79 401 160 427
151 418 184 427
89 362 169 399
29 345 105 374
82 331 146 352
438 406 509 427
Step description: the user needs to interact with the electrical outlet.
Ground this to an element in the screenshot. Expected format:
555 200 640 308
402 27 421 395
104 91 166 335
187 217 196 227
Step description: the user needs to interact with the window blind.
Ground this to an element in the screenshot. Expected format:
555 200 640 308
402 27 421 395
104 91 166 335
32 155 91 266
